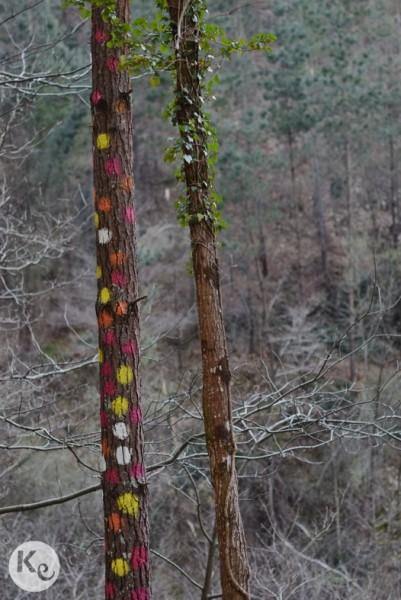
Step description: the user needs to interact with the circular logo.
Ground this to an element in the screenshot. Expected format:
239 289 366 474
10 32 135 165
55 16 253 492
9 541 60 592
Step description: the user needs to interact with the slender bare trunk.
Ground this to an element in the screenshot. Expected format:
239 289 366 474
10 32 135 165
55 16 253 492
166 2 251 598
91 3 150 599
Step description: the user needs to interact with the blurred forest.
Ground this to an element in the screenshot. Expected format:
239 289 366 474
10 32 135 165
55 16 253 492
1 0 401 598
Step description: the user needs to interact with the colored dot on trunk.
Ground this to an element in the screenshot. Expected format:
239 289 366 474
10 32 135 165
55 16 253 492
111 396 129 417
116 492 140 516
105 467 120 484
130 406 143 424
99 310 114 328
98 228 112 244
117 365 134 385
111 271 127 287
111 558 130 577
122 340 138 355
115 301 128 316
98 349 103 363
105 582 116 599
130 463 145 479
96 265 102 279
97 196 112 212
94 212 100 228
108 512 122 532
131 546 148 570
100 287 111 304
113 422 129 440
96 133 110 150
91 90 102 105
120 175 133 193
131 589 150 600
124 206 135 224
104 330 116 345
110 251 127 266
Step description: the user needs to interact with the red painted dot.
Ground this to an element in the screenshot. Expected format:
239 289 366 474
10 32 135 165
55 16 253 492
103 379 117 396
104 330 116 346
131 589 150 600
91 90 102 105
105 157 122 176
131 546 148 570
101 361 113 377
125 206 135 224
111 271 127 287
106 56 119 72
106 582 116 599
100 410 109 427
105 467 120 484
122 340 138 355
130 406 142 424
95 30 109 44
130 463 145 479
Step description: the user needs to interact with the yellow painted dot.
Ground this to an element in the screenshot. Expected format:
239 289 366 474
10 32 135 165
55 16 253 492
94 212 100 229
117 365 134 385
100 287 111 304
96 265 102 279
98 349 103 364
111 396 129 417
96 133 110 150
116 492 140 516
111 558 130 577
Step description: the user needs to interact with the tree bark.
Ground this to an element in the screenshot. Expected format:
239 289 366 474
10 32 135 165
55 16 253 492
91 3 150 599
166 2 251 598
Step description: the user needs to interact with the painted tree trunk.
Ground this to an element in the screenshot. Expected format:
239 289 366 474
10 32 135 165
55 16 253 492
166 2 251 598
91 3 150 599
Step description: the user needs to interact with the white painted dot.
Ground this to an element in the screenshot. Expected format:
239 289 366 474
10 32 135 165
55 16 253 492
98 228 112 244
113 422 129 440
116 446 131 465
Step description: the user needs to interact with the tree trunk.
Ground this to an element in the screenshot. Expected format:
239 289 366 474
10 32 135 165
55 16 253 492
389 135 399 248
288 130 304 300
91 3 150 599
166 2 251 598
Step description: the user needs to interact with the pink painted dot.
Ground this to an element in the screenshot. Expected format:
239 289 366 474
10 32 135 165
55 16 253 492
105 467 120 484
90 90 102 105
103 379 117 396
125 206 135 224
130 463 145 479
130 406 143 424
95 30 109 44
131 589 150 600
105 157 122 177
104 330 116 346
122 340 138 356
111 270 128 287
100 410 109 427
131 546 148 570
101 361 113 377
106 56 119 72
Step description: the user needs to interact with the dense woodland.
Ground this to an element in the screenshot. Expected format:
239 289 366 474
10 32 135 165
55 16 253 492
2 0 401 598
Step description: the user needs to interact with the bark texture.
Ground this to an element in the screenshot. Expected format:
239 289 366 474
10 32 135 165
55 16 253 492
166 2 251 598
91 3 150 599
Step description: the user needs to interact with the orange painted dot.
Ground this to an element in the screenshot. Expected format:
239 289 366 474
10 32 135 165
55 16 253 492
102 439 111 457
115 99 128 113
108 512 122 532
99 310 114 328
110 251 127 267
120 176 133 193
115 301 128 316
97 196 112 212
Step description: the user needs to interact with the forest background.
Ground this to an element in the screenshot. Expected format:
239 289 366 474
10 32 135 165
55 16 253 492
1 0 401 598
